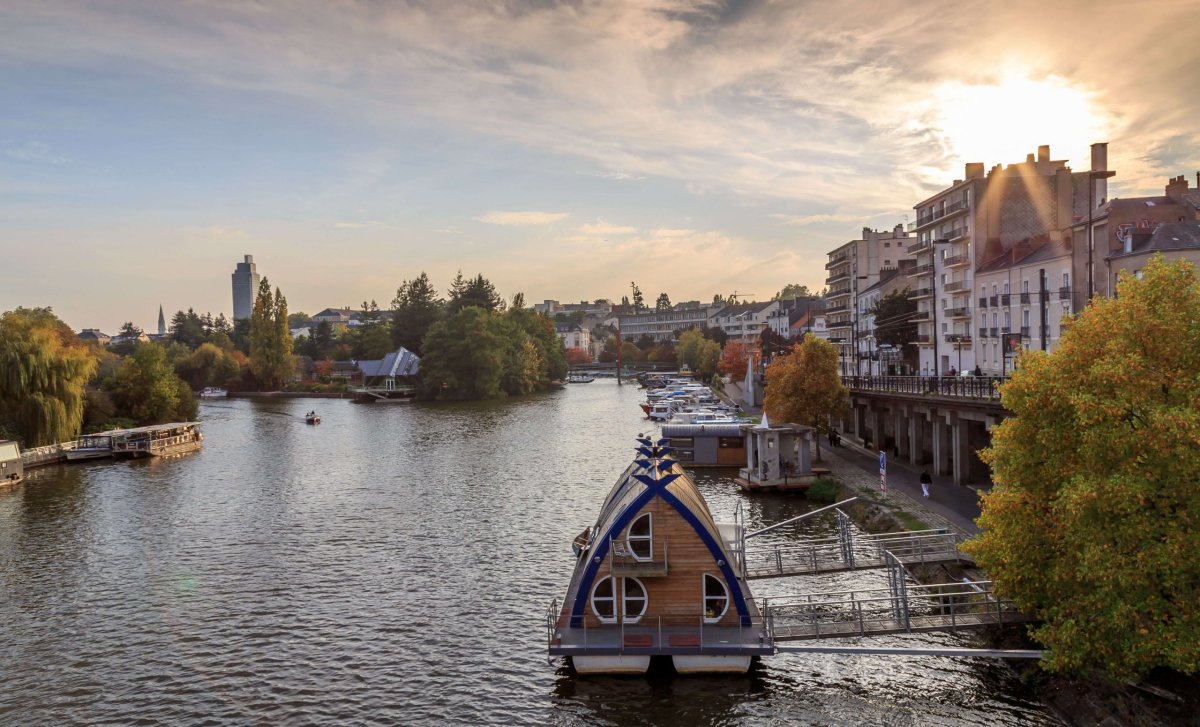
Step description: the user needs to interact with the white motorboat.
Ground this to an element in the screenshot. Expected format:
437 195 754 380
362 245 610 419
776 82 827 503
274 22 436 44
199 387 228 398
65 433 116 461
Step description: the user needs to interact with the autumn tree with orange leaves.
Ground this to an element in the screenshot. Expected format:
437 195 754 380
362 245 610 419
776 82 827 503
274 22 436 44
718 340 749 376
763 334 847 463
964 255 1200 680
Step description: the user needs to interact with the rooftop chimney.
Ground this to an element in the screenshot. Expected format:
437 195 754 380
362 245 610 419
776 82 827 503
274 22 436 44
1090 142 1110 210
1037 145 1050 162
965 163 984 179
1026 153 1035 164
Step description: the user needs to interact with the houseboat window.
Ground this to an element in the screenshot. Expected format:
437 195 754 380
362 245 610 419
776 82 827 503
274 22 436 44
590 576 617 623
703 574 729 623
627 513 652 560
623 578 647 623
669 437 694 448
718 437 742 449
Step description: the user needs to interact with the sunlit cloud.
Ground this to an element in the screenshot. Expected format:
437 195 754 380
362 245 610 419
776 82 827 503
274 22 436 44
334 220 397 230
770 213 860 227
4 140 67 164
477 211 570 225
579 220 637 235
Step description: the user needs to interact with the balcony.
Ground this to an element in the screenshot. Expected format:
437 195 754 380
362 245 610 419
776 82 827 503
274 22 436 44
945 306 972 319
907 239 932 256
909 287 934 299
989 295 998 307
978 296 988 308
1020 326 1030 338
914 199 967 229
913 310 933 322
826 286 851 299
825 252 848 269
1000 293 1011 306
978 327 987 339
1059 286 1071 300
826 272 849 285
916 334 932 345
944 280 968 292
609 537 669 577
989 327 999 338
825 303 849 314
913 263 935 277
946 333 972 346
940 225 968 242
944 254 970 268
1019 292 1031 304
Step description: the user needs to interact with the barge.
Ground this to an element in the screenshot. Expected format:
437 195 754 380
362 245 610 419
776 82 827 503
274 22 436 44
111 422 202 458
547 436 772 674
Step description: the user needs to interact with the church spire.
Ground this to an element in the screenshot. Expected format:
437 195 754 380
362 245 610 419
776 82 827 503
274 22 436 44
157 304 166 336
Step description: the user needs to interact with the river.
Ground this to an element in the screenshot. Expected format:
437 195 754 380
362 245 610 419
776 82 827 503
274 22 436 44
0 380 1059 725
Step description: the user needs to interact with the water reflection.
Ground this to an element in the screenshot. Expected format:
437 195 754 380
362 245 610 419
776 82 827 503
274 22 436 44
0 382 1057 725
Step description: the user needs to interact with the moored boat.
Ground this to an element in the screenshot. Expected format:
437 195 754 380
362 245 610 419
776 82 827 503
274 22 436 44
566 373 596 384
547 436 771 675
65 433 116 461
111 423 202 458
199 387 228 398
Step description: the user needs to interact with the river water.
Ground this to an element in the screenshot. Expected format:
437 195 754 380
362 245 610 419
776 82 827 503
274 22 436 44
0 380 1059 725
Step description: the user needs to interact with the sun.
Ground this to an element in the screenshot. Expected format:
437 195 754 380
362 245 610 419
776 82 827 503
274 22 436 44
931 74 1109 169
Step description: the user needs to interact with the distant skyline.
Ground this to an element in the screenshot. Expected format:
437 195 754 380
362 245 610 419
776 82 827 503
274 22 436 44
2 0 1198 333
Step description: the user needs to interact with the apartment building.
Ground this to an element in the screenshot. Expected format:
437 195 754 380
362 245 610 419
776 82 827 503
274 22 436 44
826 224 914 375
617 304 720 342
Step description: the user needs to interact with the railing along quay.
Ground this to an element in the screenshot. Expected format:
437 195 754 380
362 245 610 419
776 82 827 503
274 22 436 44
20 441 79 469
842 375 1007 401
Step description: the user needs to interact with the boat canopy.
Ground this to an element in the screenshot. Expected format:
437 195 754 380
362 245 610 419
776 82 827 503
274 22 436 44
661 423 745 438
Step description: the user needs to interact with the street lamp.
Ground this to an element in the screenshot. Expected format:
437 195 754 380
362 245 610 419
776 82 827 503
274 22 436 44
1086 169 1116 302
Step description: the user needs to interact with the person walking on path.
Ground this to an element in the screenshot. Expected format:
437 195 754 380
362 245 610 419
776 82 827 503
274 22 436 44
920 470 932 498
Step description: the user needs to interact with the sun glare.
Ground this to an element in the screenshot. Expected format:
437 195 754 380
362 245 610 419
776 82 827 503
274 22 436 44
932 74 1108 170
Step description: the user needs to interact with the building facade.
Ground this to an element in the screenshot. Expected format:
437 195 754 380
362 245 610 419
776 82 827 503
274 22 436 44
826 224 913 375
617 305 719 342
231 255 261 321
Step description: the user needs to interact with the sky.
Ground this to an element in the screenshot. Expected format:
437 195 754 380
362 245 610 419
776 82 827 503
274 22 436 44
2 0 1198 333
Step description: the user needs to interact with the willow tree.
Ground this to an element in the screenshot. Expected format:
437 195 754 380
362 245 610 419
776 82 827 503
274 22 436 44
0 308 98 446
249 278 294 390
763 333 848 463
964 255 1200 680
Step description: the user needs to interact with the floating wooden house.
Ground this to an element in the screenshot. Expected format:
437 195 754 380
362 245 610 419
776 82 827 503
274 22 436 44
660 423 746 467
548 437 771 674
0 440 23 485
735 414 817 491
111 423 202 458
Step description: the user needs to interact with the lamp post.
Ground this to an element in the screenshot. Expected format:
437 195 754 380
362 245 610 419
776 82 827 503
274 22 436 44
1086 169 1116 302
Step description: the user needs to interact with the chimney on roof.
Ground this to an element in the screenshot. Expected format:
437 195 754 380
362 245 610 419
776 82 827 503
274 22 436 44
1026 153 1035 164
965 163 984 179
1166 174 1190 203
1037 145 1050 162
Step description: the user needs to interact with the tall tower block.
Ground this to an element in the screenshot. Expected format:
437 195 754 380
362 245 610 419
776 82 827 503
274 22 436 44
231 255 260 320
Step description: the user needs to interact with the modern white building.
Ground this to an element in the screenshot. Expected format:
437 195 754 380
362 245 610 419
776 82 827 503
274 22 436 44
825 225 913 375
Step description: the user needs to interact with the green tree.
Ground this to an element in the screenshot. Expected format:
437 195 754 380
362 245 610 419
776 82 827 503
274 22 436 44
655 293 672 311
630 282 645 311
694 340 721 380
175 342 240 390
0 308 98 446
355 300 393 359
871 289 918 370
763 334 848 462
169 308 207 349
419 307 506 400
773 284 812 300
106 343 197 424
249 278 294 389
676 329 704 372
963 256 1200 680
391 272 444 354
447 271 503 314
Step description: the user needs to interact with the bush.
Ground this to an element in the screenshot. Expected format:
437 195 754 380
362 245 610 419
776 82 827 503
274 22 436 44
806 476 840 503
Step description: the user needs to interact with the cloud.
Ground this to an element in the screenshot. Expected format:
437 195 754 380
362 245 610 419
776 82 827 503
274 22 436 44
334 220 396 229
770 213 860 227
433 226 462 235
179 225 248 239
477 211 570 226
579 220 637 235
4 141 67 164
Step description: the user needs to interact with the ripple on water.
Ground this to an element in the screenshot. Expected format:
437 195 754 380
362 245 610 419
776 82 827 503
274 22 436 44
0 385 1059 726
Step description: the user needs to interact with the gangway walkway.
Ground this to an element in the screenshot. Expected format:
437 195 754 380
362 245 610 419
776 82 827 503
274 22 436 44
743 510 969 579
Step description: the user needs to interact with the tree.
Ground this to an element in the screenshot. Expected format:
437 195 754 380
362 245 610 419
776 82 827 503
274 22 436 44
630 282 645 311
175 342 240 390
871 289 919 371
447 271 503 314
774 284 812 300
763 334 848 463
963 256 1200 680
106 343 197 424
655 293 672 311
566 347 592 366
249 278 294 389
694 340 721 380
419 307 507 400
718 340 749 376
391 272 444 354
0 308 98 446
675 329 704 373
355 300 393 359
712 293 726 306
169 308 207 349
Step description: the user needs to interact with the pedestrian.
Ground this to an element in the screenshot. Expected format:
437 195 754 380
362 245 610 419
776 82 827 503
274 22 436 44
948 366 957 377
920 470 932 498
973 364 982 377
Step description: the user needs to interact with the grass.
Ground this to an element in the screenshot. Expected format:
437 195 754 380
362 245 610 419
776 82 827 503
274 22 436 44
893 510 929 531
805 476 840 503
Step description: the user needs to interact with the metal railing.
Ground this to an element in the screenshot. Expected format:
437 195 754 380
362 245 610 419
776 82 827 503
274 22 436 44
842 375 1006 400
945 306 971 318
744 528 962 579
548 602 774 655
20 440 80 468
609 537 669 576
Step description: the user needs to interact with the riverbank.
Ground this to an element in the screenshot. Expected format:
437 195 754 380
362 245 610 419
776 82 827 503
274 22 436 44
228 391 354 399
